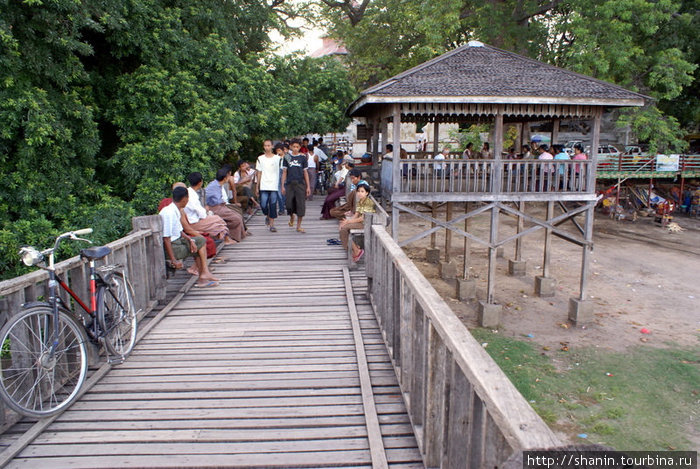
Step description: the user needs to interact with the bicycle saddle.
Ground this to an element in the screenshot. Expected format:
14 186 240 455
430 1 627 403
80 246 112 260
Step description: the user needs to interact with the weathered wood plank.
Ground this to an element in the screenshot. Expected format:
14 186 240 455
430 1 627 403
1 202 422 469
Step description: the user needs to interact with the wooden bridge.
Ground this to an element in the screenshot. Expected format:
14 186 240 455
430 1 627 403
0 199 559 468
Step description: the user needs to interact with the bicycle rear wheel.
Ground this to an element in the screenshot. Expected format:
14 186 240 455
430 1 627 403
0 306 88 417
98 272 138 359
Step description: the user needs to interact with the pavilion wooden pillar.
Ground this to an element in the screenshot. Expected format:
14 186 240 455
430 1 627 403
486 111 503 302
478 110 503 326
380 118 388 156
552 119 560 146
372 119 379 157
508 199 527 277
371 119 380 185
391 105 401 241
431 121 439 250
568 109 601 325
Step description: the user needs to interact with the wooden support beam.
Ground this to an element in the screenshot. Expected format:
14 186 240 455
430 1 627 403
445 202 453 262
543 201 554 278
392 105 401 241
486 205 499 304
396 202 494 248
579 202 595 300
433 121 440 156
515 201 524 261
431 203 437 248
551 119 560 146
556 201 585 235
492 111 504 194
463 202 470 279
588 110 601 191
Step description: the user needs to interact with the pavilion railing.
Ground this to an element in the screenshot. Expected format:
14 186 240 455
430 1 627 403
387 159 594 194
0 215 166 427
364 214 561 467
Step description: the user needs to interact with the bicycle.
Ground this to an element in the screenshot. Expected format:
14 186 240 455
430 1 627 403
0 229 139 417
317 160 332 195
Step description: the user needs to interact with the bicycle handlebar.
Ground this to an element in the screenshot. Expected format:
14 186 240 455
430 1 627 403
72 228 93 236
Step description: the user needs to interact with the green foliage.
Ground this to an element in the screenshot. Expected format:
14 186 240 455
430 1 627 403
318 0 698 147
448 124 489 152
0 0 357 280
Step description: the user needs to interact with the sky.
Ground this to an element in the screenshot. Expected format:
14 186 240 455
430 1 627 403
269 14 325 56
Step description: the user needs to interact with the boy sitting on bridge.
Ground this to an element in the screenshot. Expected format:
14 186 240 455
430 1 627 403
160 186 220 288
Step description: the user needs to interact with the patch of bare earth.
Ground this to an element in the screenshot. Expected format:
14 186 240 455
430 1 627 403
400 205 700 352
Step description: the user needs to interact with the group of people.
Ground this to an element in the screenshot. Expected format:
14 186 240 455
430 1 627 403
319 159 375 263
159 137 361 286
159 164 253 288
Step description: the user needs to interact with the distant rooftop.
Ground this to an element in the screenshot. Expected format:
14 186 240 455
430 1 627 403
310 37 348 59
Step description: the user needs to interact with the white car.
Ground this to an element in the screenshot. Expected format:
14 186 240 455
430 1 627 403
585 144 620 163
563 140 584 156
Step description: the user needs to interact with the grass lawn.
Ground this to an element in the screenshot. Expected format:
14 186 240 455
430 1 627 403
469 329 700 450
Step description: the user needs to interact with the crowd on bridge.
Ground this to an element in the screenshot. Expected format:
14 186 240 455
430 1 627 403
159 137 375 287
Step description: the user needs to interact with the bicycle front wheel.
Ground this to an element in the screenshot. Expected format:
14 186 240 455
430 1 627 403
0 307 88 418
98 272 138 359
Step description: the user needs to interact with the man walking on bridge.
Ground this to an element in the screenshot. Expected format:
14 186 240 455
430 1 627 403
281 138 311 233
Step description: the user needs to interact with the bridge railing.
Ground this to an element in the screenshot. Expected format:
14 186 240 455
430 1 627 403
0 215 166 426
596 153 700 175
364 214 560 467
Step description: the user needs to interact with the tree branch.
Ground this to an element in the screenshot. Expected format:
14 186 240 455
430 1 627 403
513 0 565 22
320 0 372 26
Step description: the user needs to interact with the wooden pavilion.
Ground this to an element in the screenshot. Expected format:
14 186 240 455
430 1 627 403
347 41 647 325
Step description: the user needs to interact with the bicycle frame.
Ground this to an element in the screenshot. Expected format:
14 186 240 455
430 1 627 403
44 236 102 357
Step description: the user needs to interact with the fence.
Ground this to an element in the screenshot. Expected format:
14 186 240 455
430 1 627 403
364 214 560 467
0 215 166 426
596 153 700 176
382 158 594 196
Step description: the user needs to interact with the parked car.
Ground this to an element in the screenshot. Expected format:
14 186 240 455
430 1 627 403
585 144 620 163
563 140 584 156
624 145 649 158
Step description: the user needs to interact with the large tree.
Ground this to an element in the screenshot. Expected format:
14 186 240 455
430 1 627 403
317 0 697 149
0 0 356 279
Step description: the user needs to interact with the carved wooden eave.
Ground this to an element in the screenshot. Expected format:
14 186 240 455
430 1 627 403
349 99 644 121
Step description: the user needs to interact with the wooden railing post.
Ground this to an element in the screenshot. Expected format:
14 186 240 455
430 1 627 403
366 223 560 467
132 215 166 302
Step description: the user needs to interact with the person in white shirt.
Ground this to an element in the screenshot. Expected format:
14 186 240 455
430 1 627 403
321 160 354 220
434 148 448 173
160 186 219 287
307 145 328 200
185 172 236 245
255 139 282 232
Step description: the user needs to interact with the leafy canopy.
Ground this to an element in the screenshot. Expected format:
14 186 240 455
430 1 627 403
0 0 356 279
316 0 698 151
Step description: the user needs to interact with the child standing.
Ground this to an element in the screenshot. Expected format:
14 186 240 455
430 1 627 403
281 138 311 232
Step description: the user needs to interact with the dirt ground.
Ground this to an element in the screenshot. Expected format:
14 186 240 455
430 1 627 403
400 204 700 353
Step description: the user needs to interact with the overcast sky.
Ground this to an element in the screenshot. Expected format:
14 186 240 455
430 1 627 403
269 13 325 56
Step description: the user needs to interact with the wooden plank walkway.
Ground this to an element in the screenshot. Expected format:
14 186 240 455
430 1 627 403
1 200 424 468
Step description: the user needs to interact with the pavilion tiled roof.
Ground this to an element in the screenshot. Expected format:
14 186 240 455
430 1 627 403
349 42 647 116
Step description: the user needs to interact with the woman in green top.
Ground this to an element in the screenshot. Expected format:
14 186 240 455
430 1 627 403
339 182 374 262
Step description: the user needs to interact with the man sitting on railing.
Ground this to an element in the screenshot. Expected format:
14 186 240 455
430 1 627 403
160 186 220 288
